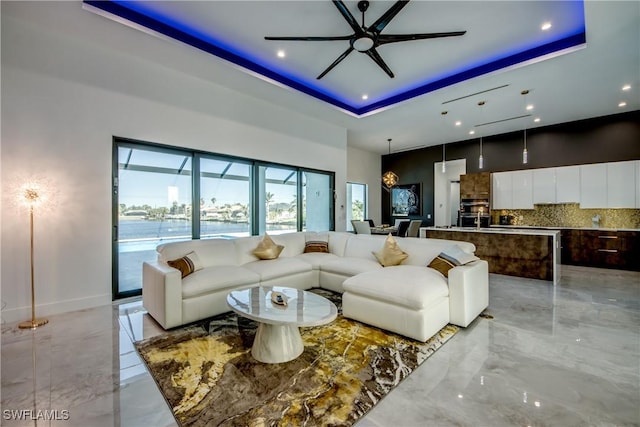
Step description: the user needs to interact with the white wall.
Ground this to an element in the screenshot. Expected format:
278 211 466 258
346 146 382 225
0 2 347 322
434 159 466 226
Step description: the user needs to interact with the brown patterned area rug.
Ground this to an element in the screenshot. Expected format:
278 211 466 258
135 289 459 427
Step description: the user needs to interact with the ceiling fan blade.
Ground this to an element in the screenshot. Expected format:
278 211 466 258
369 0 410 34
317 46 354 79
365 48 394 78
332 0 364 35
377 31 467 45
265 35 353 41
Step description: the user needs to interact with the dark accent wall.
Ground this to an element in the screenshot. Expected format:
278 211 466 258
381 110 640 225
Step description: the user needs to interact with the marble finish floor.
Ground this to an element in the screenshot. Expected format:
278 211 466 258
1 265 639 426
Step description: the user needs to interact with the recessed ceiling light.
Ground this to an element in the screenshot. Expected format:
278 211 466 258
469 130 475 135
455 121 462 126
618 101 627 107
362 94 368 100
534 117 541 123
277 50 286 58
541 22 552 31
526 104 534 111
622 84 631 91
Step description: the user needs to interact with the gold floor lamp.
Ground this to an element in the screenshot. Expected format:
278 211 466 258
18 182 49 329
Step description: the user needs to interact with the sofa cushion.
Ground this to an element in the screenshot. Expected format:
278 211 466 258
327 232 351 256
396 238 476 266
181 266 260 299
234 236 263 265
304 241 330 253
343 234 387 260
167 251 203 278
342 265 449 310
271 232 306 257
439 244 480 265
158 238 238 267
320 257 382 276
372 234 409 267
427 255 456 277
295 252 339 269
253 233 284 260
244 257 312 281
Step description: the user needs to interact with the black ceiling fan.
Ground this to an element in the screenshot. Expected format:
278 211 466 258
265 0 466 79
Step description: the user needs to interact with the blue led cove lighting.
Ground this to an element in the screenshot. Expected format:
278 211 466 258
84 0 586 117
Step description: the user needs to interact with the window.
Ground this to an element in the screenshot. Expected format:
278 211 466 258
114 145 192 298
257 165 298 235
199 157 251 238
113 138 334 299
346 182 367 231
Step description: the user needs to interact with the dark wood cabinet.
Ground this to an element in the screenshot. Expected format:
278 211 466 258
460 172 491 199
562 229 639 271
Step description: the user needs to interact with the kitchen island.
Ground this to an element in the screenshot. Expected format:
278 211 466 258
420 227 561 284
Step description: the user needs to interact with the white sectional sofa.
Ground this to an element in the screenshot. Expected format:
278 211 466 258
142 231 489 341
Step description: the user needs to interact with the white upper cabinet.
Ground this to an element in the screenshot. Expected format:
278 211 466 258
555 166 581 203
492 172 513 209
580 163 607 208
533 168 556 204
607 161 636 208
512 170 534 209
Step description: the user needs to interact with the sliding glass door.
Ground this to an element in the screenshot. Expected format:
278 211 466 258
113 139 335 299
199 157 251 238
114 144 192 298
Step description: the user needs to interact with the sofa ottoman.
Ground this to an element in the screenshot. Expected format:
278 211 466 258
342 265 450 342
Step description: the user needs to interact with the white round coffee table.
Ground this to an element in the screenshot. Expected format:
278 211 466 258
226 286 337 363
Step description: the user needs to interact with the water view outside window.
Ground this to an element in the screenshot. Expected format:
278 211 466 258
346 182 367 231
200 157 251 238
114 141 335 298
116 146 192 296
258 165 298 234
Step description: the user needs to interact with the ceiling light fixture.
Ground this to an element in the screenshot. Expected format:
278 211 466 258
382 138 399 188
526 104 534 111
622 84 631 91
541 22 552 31
455 121 462 126
441 111 448 173
534 117 541 123
469 130 475 135
362 94 368 100
276 50 286 58
521 90 530 164
478 101 485 169
618 101 627 107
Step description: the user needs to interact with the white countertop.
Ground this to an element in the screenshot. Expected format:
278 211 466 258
421 226 560 237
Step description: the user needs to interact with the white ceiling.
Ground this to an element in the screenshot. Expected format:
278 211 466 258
85 0 639 154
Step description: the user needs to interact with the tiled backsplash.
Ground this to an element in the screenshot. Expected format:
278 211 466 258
492 204 640 229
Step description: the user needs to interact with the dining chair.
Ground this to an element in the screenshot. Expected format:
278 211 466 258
406 220 422 238
351 220 371 234
365 219 375 227
396 220 410 237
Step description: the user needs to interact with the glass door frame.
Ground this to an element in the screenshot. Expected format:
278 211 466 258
112 138 194 299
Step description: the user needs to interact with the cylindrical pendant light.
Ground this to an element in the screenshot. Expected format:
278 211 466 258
478 101 485 169
521 90 530 164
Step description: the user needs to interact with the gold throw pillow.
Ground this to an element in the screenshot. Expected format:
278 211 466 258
253 233 285 260
373 234 408 267
167 251 203 279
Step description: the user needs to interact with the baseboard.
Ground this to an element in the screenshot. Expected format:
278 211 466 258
1 293 112 324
